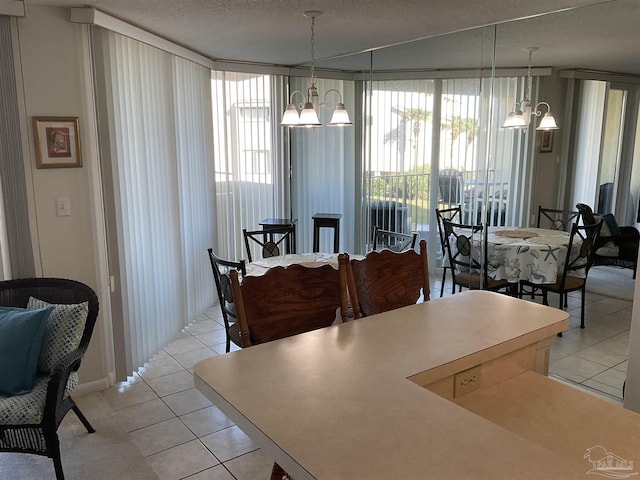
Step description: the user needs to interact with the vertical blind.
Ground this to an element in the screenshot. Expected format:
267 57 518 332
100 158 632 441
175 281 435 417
211 71 288 261
92 28 215 375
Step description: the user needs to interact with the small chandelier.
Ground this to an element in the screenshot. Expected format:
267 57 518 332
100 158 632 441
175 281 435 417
502 47 559 131
281 11 352 128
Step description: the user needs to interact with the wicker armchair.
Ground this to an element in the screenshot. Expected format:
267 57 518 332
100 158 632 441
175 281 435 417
576 203 639 278
0 278 99 480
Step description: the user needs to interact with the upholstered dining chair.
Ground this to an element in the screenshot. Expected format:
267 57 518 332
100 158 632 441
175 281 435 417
435 205 462 297
0 277 99 480
338 239 430 322
243 225 296 263
441 219 510 294
229 263 343 480
207 248 246 353
519 220 602 329
371 226 417 252
536 206 580 232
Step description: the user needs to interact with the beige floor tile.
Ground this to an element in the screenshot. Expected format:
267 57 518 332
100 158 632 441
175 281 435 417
613 360 628 373
163 387 213 416
581 378 623 400
115 398 176 432
185 319 224 336
196 329 229 347
139 356 186 381
164 336 208 356
147 440 218 480
102 382 159 411
549 355 609 383
173 346 218 370
597 333 630 356
183 465 236 480
180 405 235 437
590 367 627 389
146 370 195 397
129 417 195 456
200 425 259 462
223 449 276 480
572 345 628 368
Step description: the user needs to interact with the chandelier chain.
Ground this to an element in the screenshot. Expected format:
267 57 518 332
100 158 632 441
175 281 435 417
309 15 316 86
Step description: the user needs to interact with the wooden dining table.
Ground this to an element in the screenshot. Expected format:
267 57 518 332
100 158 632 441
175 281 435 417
192 290 640 479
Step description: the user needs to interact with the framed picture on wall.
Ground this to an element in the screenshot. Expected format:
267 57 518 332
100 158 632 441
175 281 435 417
33 116 82 168
538 130 555 153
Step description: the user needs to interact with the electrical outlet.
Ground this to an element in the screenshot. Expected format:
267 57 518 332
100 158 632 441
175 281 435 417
454 366 482 397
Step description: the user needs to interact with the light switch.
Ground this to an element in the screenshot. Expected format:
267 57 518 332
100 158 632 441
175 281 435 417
56 197 71 217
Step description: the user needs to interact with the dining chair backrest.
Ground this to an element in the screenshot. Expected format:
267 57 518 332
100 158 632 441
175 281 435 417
435 206 462 251
560 220 603 284
229 263 343 347
372 226 417 252
338 239 430 321
537 206 580 232
442 219 483 273
242 225 295 263
207 248 246 352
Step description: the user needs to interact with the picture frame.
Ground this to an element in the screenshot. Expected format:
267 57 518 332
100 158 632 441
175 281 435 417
33 116 82 168
538 130 555 153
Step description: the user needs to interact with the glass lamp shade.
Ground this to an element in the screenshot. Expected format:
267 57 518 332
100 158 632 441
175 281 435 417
502 111 528 129
281 104 300 126
298 102 321 127
328 103 352 126
536 112 559 130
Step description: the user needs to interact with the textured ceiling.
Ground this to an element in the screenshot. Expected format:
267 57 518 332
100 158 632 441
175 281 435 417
31 0 640 74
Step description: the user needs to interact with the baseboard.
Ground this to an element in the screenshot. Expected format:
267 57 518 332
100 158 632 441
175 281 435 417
74 371 116 396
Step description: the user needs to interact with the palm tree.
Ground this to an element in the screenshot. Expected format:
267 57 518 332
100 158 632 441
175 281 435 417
441 115 478 164
383 107 432 168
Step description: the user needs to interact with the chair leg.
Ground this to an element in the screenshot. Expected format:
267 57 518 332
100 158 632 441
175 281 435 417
580 287 586 329
440 269 446 297
225 331 231 353
72 404 95 433
46 431 65 480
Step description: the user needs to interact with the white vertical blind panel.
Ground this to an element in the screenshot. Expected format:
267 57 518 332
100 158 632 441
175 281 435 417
102 31 208 372
211 71 280 261
173 57 215 320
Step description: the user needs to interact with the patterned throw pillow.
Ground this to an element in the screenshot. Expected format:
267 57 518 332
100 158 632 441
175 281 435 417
27 297 89 373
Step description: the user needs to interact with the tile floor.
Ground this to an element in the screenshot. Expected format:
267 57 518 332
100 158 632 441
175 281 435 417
5 265 633 480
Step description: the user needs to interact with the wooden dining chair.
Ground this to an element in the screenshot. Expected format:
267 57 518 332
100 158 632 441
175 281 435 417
435 205 462 296
519 220 602 330
338 239 430 322
229 262 343 480
242 225 295 263
371 226 417 252
441 219 510 294
536 206 580 232
207 248 246 353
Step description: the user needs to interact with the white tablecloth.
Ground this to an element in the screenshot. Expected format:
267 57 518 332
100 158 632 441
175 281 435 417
246 252 348 277
487 227 583 284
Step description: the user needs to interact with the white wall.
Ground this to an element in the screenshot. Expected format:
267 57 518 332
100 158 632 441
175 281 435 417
15 6 113 391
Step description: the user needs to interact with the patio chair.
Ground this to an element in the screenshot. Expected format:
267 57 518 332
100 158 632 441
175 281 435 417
207 248 246 352
0 277 99 480
435 205 461 296
243 225 296 263
536 206 580 232
371 226 417 252
519 220 602 329
441 219 510 294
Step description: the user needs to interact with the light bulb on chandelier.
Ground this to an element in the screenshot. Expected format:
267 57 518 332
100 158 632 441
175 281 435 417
280 11 352 128
502 47 559 132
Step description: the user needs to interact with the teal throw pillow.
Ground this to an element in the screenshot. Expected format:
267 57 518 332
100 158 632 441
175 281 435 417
602 213 621 237
0 306 54 397
27 297 89 373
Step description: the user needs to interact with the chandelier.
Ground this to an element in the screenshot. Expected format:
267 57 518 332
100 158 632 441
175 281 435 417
502 47 559 131
280 11 352 128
